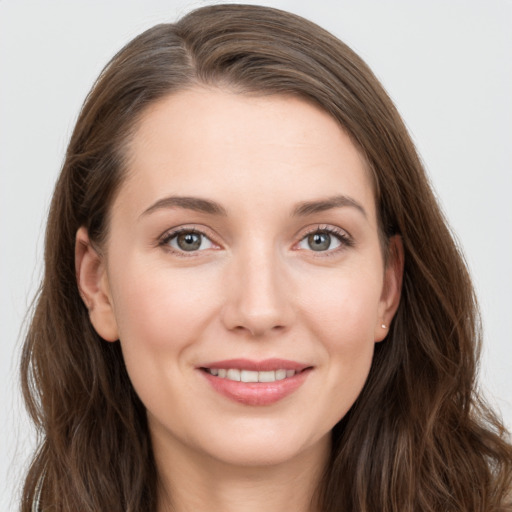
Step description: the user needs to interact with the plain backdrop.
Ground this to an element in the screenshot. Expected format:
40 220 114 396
1 0 511 509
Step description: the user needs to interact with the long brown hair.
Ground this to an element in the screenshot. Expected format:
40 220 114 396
20 4 512 511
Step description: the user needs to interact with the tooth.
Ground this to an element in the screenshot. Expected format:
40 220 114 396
212 367 298 382
241 370 259 383
259 370 276 382
226 369 241 381
273 369 285 380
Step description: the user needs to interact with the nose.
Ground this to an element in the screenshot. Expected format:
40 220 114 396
221 243 294 338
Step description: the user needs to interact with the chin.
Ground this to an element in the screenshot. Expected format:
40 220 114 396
195 423 331 469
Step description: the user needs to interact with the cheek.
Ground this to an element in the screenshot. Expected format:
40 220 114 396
106 260 225 422
296 266 382 416
109 259 222 353
298 264 383 347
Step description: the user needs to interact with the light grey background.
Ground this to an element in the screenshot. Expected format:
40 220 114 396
1 0 511 509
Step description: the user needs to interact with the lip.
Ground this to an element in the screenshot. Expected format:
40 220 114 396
199 358 310 372
198 358 313 406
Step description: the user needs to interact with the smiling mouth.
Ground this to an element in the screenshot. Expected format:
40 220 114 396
201 368 302 383
198 359 313 405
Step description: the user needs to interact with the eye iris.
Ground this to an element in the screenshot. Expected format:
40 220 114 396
177 232 201 251
308 232 331 251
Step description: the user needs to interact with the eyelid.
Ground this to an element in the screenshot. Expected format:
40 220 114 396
158 225 221 256
293 224 354 254
156 223 353 257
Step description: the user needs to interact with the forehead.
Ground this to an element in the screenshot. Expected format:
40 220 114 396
118 87 377 223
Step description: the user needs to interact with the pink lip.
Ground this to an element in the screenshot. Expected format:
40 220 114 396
198 358 313 406
200 358 310 372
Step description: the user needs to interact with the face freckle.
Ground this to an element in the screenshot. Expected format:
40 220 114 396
98 87 401 470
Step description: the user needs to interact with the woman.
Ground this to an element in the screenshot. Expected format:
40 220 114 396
20 4 512 511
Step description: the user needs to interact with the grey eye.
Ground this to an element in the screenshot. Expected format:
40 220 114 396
298 231 343 252
177 233 202 251
308 232 331 251
168 231 214 252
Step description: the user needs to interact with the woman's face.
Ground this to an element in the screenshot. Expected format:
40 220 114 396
78 88 402 468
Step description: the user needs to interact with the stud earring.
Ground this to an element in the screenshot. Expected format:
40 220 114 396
381 323 387 329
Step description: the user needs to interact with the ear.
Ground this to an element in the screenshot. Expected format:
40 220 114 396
75 227 119 342
374 235 404 342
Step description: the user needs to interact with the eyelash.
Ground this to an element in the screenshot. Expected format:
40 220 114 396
298 225 354 256
158 224 354 257
158 226 217 257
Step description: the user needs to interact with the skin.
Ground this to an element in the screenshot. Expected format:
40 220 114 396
76 88 403 512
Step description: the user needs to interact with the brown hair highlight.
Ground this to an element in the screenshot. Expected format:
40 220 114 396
20 4 512 511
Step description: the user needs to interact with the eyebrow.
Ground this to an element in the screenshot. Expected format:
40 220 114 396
140 194 366 219
140 196 228 218
293 195 367 218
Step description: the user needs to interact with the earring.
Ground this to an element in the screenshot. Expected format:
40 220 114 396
381 323 387 329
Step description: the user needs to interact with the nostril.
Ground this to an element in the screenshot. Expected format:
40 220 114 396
247 324 287 337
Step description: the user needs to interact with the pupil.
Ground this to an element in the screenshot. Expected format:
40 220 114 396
308 232 330 251
177 233 201 251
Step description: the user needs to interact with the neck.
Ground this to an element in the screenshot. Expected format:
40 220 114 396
153 431 330 512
